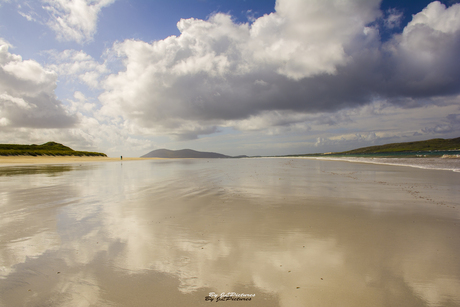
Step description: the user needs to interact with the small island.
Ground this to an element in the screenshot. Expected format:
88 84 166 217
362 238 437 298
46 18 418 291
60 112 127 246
0 142 107 157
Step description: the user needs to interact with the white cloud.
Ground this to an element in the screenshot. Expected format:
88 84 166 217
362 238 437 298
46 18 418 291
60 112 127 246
43 0 116 43
48 49 108 88
3 58 55 86
0 93 33 109
383 1 460 98
99 0 383 140
95 0 460 144
249 0 381 79
0 39 77 128
3 0 460 156
18 10 36 22
407 1 460 33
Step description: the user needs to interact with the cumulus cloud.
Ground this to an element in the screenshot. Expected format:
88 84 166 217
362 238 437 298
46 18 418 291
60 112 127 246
383 1 460 98
0 40 78 129
96 0 460 141
250 0 381 79
5 0 459 154
43 0 116 43
99 0 383 139
48 49 108 88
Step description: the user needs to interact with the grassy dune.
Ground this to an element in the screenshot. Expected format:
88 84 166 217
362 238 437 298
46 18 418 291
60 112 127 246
340 137 460 154
0 142 107 157
282 137 460 158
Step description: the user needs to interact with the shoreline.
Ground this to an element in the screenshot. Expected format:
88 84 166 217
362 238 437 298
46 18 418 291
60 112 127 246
2 155 459 172
0 156 164 167
293 155 460 172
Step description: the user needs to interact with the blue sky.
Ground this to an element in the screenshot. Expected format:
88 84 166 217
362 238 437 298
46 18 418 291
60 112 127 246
0 0 459 157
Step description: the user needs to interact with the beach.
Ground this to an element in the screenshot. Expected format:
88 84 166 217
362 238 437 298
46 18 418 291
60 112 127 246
0 156 160 167
0 158 459 306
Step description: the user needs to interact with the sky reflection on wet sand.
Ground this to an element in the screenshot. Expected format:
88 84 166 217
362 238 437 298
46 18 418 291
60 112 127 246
0 158 459 307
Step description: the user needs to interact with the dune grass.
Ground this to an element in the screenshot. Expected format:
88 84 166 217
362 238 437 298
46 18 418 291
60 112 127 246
0 142 107 157
340 137 460 154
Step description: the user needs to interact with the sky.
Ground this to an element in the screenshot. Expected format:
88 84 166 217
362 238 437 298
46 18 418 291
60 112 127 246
0 0 460 157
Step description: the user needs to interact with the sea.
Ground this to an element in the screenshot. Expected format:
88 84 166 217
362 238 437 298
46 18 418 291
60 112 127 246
312 152 460 172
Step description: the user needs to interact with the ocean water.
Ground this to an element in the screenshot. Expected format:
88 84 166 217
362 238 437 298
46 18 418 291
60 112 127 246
0 158 459 307
312 156 460 172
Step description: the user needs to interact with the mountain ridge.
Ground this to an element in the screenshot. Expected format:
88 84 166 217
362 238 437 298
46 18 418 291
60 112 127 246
141 148 246 159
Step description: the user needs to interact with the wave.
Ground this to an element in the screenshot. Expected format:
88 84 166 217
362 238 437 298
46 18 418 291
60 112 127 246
304 156 460 172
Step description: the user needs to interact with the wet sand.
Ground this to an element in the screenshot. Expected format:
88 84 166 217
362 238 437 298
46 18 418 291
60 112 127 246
0 158 459 306
0 156 160 167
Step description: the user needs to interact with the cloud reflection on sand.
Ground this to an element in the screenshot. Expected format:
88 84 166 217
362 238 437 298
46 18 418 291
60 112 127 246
0 159 460 307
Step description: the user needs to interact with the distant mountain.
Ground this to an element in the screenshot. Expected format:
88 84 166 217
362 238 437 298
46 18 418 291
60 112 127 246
0 141 107 156
141 148 245 158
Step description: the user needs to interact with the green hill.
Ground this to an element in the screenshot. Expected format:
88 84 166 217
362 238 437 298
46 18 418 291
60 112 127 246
0 142 107 157
339 137 460 155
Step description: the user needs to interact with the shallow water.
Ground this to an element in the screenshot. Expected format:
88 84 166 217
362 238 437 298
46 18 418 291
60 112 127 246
0 158 459 307
312 156 460 172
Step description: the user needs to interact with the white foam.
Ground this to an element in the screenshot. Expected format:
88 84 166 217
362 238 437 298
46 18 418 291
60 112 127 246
302 156 460 172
